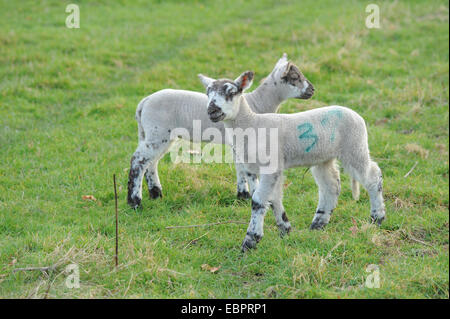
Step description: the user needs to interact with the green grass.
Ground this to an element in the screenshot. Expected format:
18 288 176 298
0 0 448 298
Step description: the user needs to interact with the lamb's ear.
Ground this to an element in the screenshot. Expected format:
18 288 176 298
282 62 293 78
198 74 215 88
234 71 254 92
275 53 288 68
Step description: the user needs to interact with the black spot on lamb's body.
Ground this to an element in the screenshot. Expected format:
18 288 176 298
252 199 265 211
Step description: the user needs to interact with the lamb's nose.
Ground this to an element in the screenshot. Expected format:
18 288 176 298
208 102 221 114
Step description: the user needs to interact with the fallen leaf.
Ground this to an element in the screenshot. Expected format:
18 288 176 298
350 217 358 236
283 182 292 189
375 118 388 126
9 258 17 266
201 264 221 273
82 195 96 201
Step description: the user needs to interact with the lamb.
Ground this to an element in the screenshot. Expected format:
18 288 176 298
199 71 386 252
127 54 315 208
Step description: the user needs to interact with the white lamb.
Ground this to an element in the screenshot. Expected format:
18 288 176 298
199 71 386 251
127 54 315 208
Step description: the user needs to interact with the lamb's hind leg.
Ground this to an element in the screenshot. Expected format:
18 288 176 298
142 130 172 199
144 139 172 200
127 142 153 208
342 154 385 225
144 161 163 199
356 161 385 225
310 159 341 230
242 173 281 251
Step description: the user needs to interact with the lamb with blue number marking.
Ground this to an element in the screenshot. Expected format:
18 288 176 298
198 71 386 252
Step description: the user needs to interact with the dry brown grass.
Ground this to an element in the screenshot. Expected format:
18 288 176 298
405 143 429 159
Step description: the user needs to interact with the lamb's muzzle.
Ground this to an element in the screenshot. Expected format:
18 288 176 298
207 103 225 122
300 80 315 99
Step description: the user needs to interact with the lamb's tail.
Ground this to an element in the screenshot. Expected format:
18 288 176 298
351 178 360 201
136 97 147 141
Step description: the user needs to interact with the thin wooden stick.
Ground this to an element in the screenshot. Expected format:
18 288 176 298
404 161 418 178
113 174 118 267
166 220 247 229
408 236 434 247
183 231 209 249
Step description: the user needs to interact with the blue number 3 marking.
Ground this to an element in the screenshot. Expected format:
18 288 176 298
297 123 318 153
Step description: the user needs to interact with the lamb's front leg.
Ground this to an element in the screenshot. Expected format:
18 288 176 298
270 177 291 237
236 168 259 200
236 164 251 199
242 173 280 252
246 172 259 197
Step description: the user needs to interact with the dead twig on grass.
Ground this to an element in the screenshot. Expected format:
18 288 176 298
404 161 418 178
183 232 210 249
13 266 57 274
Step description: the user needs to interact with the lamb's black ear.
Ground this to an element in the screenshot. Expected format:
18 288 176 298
234 71 254 92
198 74 215 88
282 62 293 78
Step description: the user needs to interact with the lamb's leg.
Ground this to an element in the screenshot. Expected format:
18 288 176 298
269 177 291 237
247 172 259 196
144 161 163 199
127 142 153 208
343 156 385 225
242 173 280 252
310 160 341 230
142 132 172 199
143 140 172 199
359 161 385 225
236 164 251 199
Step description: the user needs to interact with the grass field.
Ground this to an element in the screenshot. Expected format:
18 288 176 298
0 0 448 298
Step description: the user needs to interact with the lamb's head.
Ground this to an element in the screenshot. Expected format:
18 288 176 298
268 53 315 99
198 71 254 122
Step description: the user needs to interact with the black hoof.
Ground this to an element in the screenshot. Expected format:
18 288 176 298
237 190 251 200
149 186 163 199
127 195 142 209
278 224 291 237
309 220 326 230
370 215 385 226
241 232 261 252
